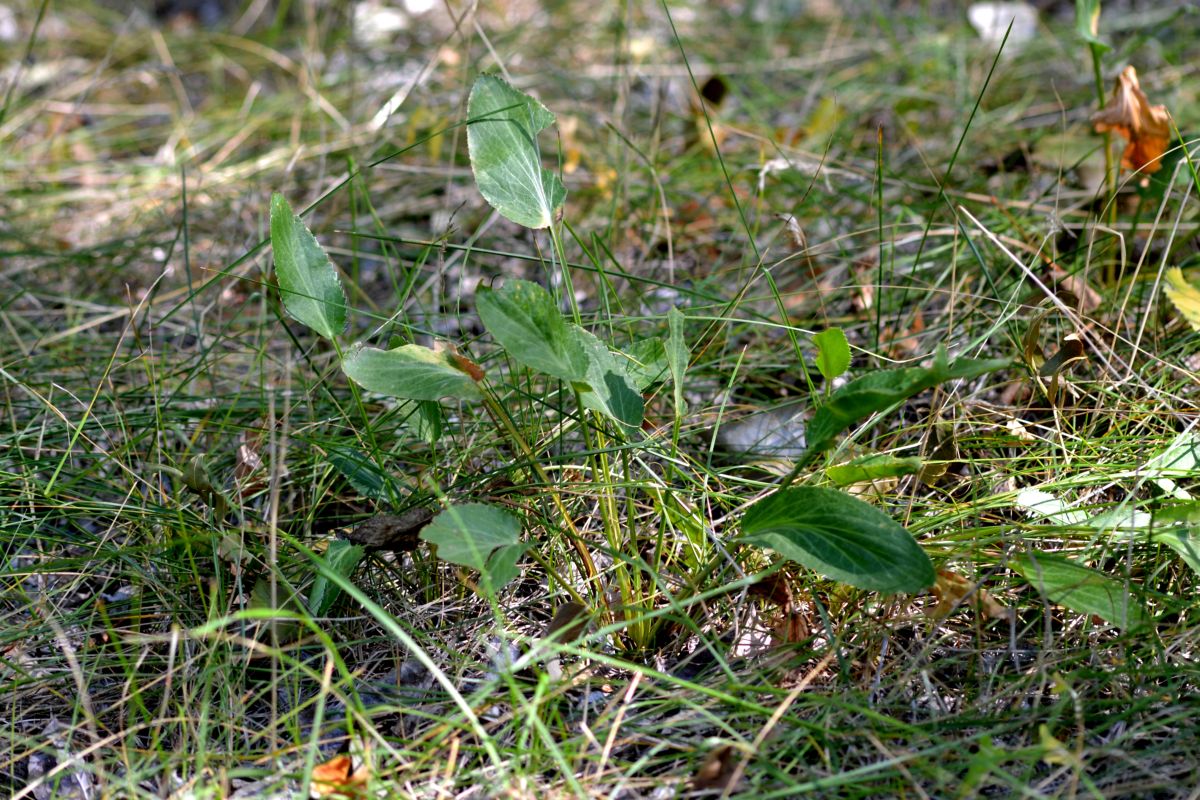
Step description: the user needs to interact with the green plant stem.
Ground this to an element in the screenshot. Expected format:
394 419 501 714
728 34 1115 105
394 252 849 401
1089 44 1119 283
479 389 599 585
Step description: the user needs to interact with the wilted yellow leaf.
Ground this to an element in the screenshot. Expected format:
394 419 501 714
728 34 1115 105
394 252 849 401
1091 65 1171 175
1164 268 1200 332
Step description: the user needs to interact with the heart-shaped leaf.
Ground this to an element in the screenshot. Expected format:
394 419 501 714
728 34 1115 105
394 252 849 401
1012 553 1149 630
741 486 934 593
270 193 347 340
420 503 525 590
467 74 565 229
342 344 481 401
476 280 588 382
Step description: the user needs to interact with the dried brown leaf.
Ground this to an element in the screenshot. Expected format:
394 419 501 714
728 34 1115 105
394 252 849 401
343 508 436 551
310 752 370 798
930 569 1012 622
1092 65 1171 174
543 601 590 643
691 744 740 793
1048 266 1102 314
749 571 810 645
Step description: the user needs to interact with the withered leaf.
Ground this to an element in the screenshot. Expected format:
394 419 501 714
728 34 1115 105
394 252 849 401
918 432 957 487
309 753 369 798
1092 65 1171 175
749 571 809 645
544 601 590 643
1048 266 1102 314
343 507 436 551
698 75 729 109
691 743 740 793
930 569 1012 622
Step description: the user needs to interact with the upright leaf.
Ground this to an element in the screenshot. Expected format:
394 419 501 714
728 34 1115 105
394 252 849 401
1153 529 1200 577
741 486 935 593
813 327 851 382
411 401 443 444
326 446 392 500
476 280 588 382
270 193 347 340
1163 268 1200 333
624 338 668 391
1013 553 1149 630
1075 0 1110 52
667 308 689 415
342 344 481 401
307 540 366 617
570 326 644 437
467 75 565 229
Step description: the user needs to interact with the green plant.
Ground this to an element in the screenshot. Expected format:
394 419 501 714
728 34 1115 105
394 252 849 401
269 75 1018 637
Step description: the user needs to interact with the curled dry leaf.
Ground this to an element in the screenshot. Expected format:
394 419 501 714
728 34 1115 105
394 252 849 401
749 571 809 645
1092 65 1171 175
544 600 590 643
930 570 1012 622
310 751 370 798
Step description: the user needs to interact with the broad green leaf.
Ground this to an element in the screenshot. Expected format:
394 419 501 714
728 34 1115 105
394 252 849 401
803 349 1010 462
419 503 523 589
624 337 667 391
270 193 347 340
1075 0 1110 52
813 327 851 382
1012 554 1149 630
307 539 366 617
570 326 644 437
483 542 530 592
342 344 481 401
741 486 934 593
467 74 565 229
667 308 688 415
326 446 391 500
826 454 923 486
1152 528 1200 577
476 280 587 382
